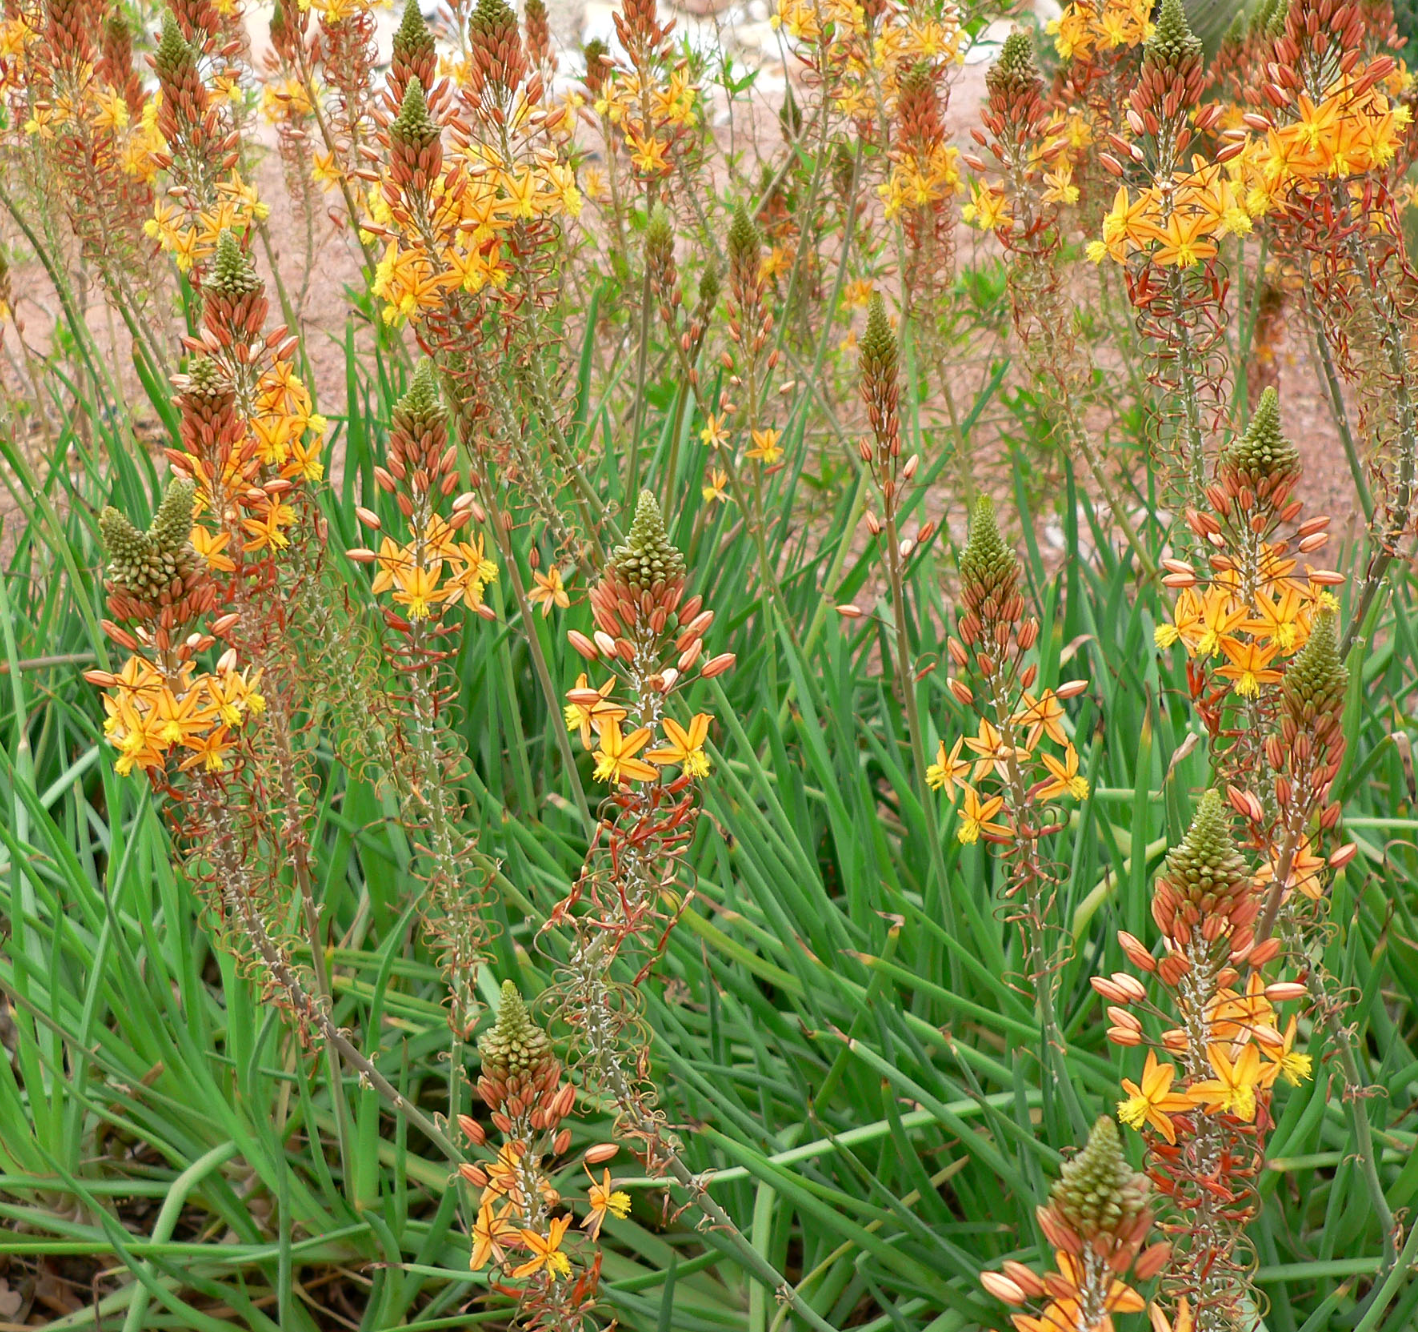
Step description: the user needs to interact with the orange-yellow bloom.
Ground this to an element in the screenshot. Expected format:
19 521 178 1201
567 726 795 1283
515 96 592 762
582 1167 631 1239
592 718 659 784
926 736 968 797
529 566 570 616
470 1197 516 1271
957 784 1009 845
1118 1051 1193 1145
1190 1042 1264 1122
512 1215 573 1279
646 714 711 777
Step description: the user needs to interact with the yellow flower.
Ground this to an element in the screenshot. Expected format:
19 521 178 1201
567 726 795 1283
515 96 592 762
1118 1051 1193 1145
1261 1015 1313 1089
512 1215 573 1279
1014 689 1068 748
240 500 296 552
702 468 730 504
963 717 1024 782
1216 637 1282 697
1037 744 1089 801
471 1197 517 1271
700 413 730 449
583 1167 631 1239
564 674 627 749
926 736 968 797
956 784 1009 845
745 428 782 465
1193 588 1247 657
1190 1042 1264 1122
529 566 570 616
191 525 236 573
1143 208 1218 269
178 724 236 773
592 718 659 784
393 562 442 620
646 713 711 777
443 537 499 611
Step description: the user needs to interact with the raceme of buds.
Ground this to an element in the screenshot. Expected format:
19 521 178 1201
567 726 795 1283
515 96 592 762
477 979 559 1117
389 0 438 105
1150 788 1255 946
1218 387 1301 503
983 1118 1156 1332
858 293 900 472
100 478 213 635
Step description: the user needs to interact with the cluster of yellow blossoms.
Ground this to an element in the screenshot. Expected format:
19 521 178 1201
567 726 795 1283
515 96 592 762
772 0 962 126
590 65 697 180
1115 977 1311 1147
1047 0 1153 62
103 655 265 775
928 688 1090 844
1092 69 1411 269
146 171 271 273
565 675 711 785
1155 554 1334 697
368 78 581 325
371 518 498 621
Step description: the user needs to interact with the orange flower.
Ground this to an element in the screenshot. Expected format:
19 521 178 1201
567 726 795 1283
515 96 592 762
1216 637 1282 697
926 736 968 797
592 718 659 784
582 1167 631 1239
470 1197 517 1271
1118 1051 1193 1145
1190 1043 1264 1122
564 674 627 749
529 566 570 616
646 714 711 777
957 784 1010 845
512 1215 573 1279
746 428 782 465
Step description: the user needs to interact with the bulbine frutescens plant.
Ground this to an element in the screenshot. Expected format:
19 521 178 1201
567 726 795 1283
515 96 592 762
933 495 1092 1126
8 0 1415 1324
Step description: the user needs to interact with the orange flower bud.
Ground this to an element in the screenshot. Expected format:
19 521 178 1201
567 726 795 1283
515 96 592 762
1001 1261 1045 1297
836 604 864 618
701 652 737 678
1107 1025 1143 1046
1136 1241 1172 1281
355 506 381 529
1329 842 1358 870
980 1272 1027 1306
1036 1204 1080 1255
585 1143 619 1164
458 1114 485 1144
1091 975 1129 1003
1117 932 1155 971
1157 953 1191 987
1248 936 1283 966
1265 981 1307 1003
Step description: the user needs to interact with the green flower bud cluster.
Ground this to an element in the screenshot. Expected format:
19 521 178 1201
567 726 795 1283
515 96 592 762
611 490 686 593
